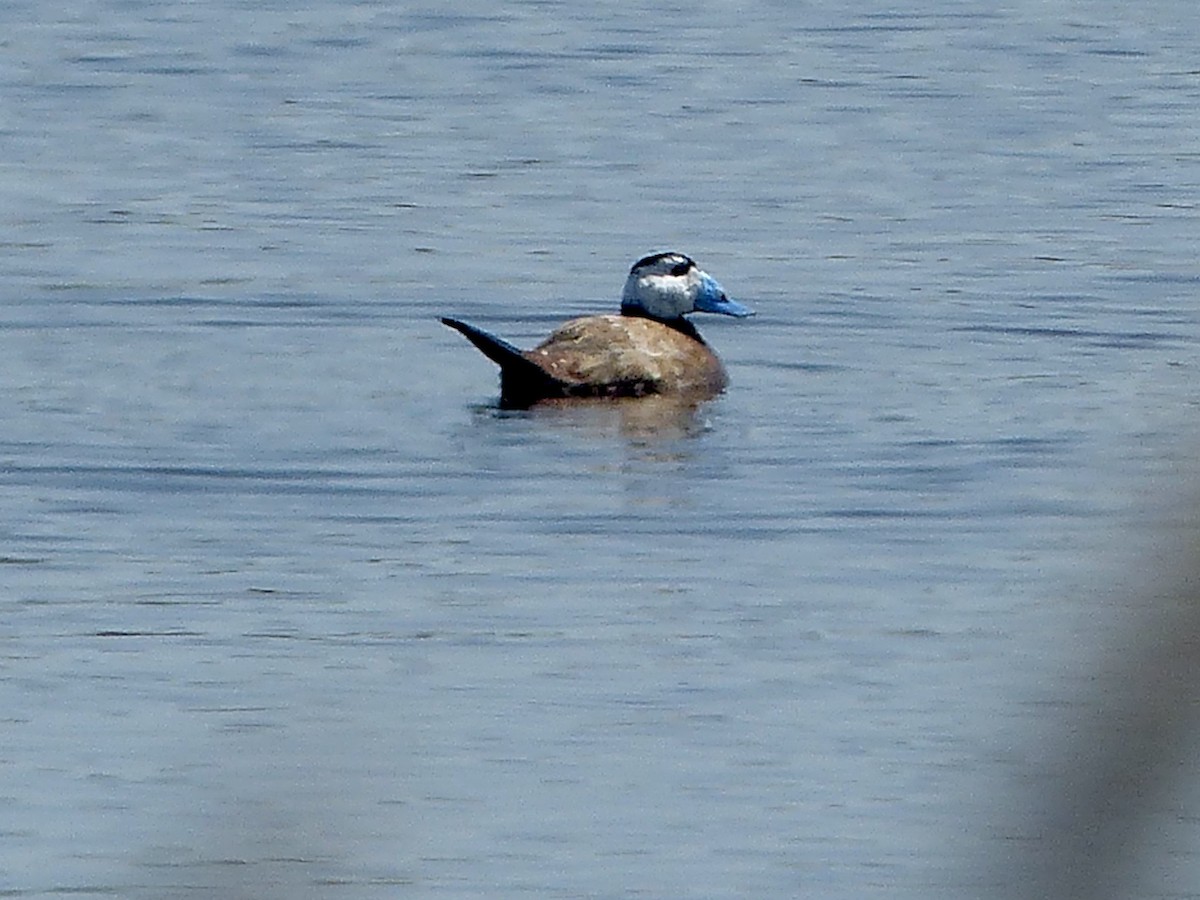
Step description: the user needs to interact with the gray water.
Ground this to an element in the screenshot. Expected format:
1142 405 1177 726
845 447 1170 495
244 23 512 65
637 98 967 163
3 2 1200 897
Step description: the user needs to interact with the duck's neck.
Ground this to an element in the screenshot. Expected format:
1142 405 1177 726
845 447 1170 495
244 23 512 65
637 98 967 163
620 308 708 344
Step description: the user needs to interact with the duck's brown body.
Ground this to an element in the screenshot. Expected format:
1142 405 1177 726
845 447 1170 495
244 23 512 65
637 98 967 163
440 313 727 408
527 314 726 398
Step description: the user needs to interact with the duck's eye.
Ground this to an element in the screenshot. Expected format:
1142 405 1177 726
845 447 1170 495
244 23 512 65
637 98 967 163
669 261 691 277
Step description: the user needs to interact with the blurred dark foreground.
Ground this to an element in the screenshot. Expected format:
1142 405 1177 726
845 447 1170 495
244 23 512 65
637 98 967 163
999 506 1200 900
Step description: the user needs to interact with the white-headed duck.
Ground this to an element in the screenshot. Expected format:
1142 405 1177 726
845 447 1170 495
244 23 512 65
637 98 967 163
442 252 752 408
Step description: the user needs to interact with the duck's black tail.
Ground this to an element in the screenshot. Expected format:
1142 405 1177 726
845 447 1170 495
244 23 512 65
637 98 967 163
440 317 527 368
440 317 566 407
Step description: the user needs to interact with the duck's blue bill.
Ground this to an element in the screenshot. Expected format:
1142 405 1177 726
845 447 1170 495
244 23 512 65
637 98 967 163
695 274 755 317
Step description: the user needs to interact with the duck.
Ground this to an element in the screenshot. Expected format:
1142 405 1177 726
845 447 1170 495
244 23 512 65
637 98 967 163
441 252 753 408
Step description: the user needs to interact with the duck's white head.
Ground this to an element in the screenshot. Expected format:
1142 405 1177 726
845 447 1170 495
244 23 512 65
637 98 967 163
620 252 753 321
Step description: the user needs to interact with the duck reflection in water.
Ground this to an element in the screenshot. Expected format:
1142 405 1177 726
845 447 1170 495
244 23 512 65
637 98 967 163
521 394 716 444
442 252 753 409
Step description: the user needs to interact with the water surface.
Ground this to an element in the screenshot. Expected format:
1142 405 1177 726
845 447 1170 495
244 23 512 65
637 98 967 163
2 2 1200 897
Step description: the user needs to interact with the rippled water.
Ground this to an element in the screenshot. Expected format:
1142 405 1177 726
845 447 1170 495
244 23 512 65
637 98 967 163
3 2 1200 898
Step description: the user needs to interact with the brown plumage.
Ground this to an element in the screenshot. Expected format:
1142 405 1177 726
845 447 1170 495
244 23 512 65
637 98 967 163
441 313 727 408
